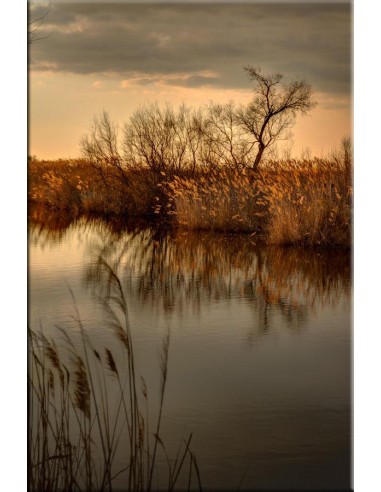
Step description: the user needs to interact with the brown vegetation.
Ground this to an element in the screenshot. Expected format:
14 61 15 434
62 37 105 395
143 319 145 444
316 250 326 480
28 149 351 247
28 157 166 217
157 149 351 247
262 159 351 246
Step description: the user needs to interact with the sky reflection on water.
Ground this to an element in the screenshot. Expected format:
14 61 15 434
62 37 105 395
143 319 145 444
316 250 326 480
29 208 351 490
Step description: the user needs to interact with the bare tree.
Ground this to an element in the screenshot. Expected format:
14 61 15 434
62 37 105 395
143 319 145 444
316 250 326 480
237 66 316 170
81 67 316 181
81 111 129 191
123 103 179 174
204 102 256 170
122 103 209 175
183 107 208 173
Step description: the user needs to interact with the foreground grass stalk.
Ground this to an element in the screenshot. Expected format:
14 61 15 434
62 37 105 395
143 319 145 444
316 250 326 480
29 260 199 491
147 331 170 492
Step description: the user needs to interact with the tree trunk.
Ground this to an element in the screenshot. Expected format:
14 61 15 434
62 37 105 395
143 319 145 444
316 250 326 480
253 145 265 170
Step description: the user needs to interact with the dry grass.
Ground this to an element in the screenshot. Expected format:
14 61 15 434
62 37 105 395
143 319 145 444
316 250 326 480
262 159 352 247
29 260 201 492
29 155 352 247
28 157 165 217
161 168 266 233
166 158 351 247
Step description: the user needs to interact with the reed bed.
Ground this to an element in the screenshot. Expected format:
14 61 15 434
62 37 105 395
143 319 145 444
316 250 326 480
166 159 351 246
161 168 265 233
260 158 352 247
28 155 352 246
28 158 166 217
28 259 201 492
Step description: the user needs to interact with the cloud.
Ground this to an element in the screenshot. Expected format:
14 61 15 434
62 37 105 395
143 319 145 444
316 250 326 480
120 71 220 89
91 80 103 89
30 3 351 95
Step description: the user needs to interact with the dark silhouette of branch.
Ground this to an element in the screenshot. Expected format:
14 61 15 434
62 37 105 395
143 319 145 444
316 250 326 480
28 4 52 44
236 66 316 169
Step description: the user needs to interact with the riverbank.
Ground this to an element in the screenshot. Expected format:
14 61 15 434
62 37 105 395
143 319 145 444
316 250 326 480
28 157 351 247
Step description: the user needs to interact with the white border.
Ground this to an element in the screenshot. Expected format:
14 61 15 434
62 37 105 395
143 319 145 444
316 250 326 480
3 1 380 491
0 1 27 491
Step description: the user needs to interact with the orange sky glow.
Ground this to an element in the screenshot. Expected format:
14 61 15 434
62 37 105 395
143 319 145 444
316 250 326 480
29 1 352 160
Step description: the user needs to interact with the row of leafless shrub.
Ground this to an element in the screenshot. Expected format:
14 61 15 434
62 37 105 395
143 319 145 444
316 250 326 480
81 104 258 176
29 260 201 492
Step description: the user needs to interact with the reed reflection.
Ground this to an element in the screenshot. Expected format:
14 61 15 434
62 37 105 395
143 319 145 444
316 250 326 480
28 205 81 246
29 206 351 337
82 223 350 337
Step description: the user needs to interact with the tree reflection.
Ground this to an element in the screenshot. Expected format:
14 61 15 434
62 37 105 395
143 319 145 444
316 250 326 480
82 222 350 337
29 208 351 339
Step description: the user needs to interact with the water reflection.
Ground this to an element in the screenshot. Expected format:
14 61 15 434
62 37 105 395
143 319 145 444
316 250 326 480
30 206 351 339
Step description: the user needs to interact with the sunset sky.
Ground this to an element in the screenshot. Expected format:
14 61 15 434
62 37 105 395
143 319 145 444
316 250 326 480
29 0 352 159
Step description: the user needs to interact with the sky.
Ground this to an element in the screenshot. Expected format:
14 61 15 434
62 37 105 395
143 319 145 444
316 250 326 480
29 1 352 159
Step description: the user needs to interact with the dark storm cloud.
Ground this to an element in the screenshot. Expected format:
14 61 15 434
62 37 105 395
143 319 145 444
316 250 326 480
30 2 351 94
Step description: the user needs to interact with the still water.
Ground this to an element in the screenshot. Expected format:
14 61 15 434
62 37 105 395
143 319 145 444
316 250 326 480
29 207 351 490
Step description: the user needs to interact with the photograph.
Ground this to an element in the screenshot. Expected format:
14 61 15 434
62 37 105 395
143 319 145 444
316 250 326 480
28 1 352 490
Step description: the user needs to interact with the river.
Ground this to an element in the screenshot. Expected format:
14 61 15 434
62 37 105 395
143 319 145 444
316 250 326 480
29 207 351 490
